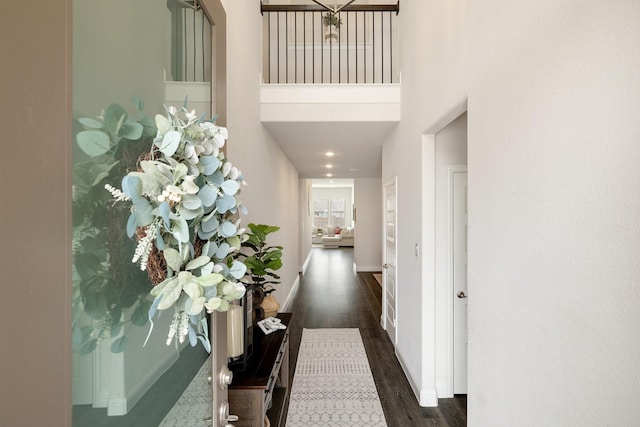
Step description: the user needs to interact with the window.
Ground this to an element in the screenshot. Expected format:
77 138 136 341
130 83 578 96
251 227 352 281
313 198 346 228
330 199 346 228
313 199 329 228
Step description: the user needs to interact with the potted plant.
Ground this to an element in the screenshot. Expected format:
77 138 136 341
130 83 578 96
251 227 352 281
237 223 283 319
322 12 342 42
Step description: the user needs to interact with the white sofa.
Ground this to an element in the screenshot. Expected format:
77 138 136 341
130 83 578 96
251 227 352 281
315 226 354 247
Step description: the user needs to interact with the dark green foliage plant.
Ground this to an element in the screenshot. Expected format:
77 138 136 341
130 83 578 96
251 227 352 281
238 224 283 296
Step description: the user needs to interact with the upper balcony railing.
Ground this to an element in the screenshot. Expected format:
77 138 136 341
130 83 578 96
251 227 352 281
261 2 400 84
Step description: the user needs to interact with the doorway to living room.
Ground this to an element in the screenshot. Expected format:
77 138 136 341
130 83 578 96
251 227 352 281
310 179 355 249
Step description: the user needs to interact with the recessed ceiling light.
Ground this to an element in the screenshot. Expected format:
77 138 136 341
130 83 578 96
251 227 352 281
325 151 335 157
326 164 333 169
326 173 333 177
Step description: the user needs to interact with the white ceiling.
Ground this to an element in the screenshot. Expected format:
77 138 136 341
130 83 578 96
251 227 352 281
263 121 398 179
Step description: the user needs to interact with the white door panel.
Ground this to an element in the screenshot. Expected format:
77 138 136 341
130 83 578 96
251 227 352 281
384 179 398 345
452 170 468 394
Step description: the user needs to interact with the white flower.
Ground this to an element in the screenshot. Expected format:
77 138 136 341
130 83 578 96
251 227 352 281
185 109 197 121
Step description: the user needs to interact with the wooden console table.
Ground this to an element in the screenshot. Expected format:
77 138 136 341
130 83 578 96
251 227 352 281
229 313 291 427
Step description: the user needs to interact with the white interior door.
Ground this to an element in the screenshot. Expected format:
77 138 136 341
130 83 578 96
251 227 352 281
452 170 468 394
383 179 398 346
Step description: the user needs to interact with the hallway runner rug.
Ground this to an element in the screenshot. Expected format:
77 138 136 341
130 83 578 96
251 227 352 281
159 357 210 427
286 328 388 427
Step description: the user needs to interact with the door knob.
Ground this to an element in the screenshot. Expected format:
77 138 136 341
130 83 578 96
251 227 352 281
383 263 389 269
457 291 467 299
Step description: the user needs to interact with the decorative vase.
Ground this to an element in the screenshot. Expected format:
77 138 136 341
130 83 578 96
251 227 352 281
261 294 280 318
324 24 339 43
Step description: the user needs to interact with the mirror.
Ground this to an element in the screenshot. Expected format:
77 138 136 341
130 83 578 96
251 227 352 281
71 1 213 425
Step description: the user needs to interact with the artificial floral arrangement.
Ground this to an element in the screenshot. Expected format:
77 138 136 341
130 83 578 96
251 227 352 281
105 103 249 351
74 99 248 353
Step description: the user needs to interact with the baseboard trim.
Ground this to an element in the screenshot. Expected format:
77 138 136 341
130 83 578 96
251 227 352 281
395 348 439 407
436 382 452 399
355 265 382 272
420 389 438 407
118 350 178 415
281 275 300 312
395 349 420 402
299 250 312 274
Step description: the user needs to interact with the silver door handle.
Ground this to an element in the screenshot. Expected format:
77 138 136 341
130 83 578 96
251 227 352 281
457 291 467 299
383 263 389 269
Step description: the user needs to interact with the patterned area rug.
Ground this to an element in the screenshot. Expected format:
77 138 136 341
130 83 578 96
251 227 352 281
286 329 387 427
159 357 211 427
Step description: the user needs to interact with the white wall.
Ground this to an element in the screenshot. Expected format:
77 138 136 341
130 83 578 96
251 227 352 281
354 178 383 272
382 0 469 405
299 178 313 273
384 0 640 424
466 1 640 425
222 0 300 309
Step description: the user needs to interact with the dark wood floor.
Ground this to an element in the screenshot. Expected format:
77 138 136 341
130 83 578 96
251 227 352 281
73 247 466 426
281 247 467 427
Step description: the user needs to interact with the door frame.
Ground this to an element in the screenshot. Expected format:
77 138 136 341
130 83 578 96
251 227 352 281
382 177 398 347
448 165 468 395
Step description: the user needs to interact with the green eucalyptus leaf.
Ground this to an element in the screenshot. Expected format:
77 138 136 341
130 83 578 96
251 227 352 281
110 335 128 353
218 299 230 312
200 214 220 233
159 201 171 228
157 130 181 156
171 218 190 243
183 281 203 300
178 207 201 221
188 297 206 316
215 195 236 214
78 338 98 355
195 272 224 287
155 114 171 135
226 235 241 251
140 115 157 137
121 175 142 200
198 185 218 208
200 156 221 176
77 130 111 157
219 221 237 238
214 242 231 259
104 104 128 135
126 212 137 238
197 228 216 241
163 248 183 271
78 117 103 129
110 322 123 337
198 335 211 352
188 324 198 346
181 194 202 210
157 277 184 310
205 297 221 312
131 301 150 326
132 96 144 112
229 260 247 280
220 180 240 196
119 120 144 140
133 198 154 227
186 255 210 271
